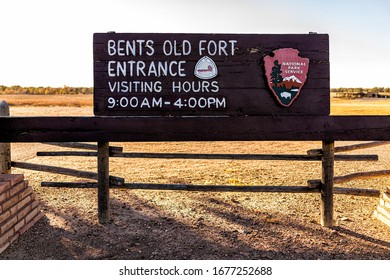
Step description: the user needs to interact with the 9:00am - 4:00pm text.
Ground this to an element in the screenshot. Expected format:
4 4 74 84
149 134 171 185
107 96 226 110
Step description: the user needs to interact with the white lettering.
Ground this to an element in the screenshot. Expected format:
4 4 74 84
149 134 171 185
170 81 220 93
108 81 117 92
207 41 217 56
198 40 206 56
117 40 126 55
140 98 150 108
145 40 155 56
152 97 163 107
172 81 181 93
163 40 192 56
182 40 191 55
107 81 162 93
229 40 237 55
198 40 238 56
108 40 116 56
108 61 116 77
126 40 136 56
129 97 138 107
178 61 186 77
216 97 226 108
137 40 145 55
108 61 186 77
107 39 155 56
218 40 228 56
163 40 173 55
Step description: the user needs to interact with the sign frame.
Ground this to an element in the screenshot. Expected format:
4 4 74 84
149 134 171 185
93 32 329 116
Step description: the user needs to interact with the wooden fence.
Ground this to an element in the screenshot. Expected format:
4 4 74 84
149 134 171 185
2 33 389 231
1 101 390 227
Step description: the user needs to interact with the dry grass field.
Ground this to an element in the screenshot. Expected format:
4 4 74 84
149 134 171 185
2 93 390 115
331 97 390 115
1 95 390 260
1 94 92 107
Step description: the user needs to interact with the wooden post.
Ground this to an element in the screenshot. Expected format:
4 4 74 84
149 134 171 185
98 141 110 224
0 101 11 174
321 141 334 227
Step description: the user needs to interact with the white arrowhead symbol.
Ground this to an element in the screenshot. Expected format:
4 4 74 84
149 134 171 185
194 56 218 79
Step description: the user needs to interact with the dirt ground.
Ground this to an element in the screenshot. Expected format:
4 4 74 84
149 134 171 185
1 106 390 260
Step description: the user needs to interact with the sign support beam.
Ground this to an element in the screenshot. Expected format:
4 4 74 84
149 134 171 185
98 141 110 224
321 141 335 227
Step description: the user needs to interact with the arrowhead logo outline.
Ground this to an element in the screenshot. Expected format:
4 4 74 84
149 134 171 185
263 48 310 107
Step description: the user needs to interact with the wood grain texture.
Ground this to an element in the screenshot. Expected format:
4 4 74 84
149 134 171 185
321 141 334 227
97 142 110 224
93 33 329 116
1 116 390 142
34 151 378 161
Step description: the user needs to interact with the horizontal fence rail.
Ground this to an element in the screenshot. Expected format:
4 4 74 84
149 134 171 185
35 151 378 161
43 142 123 153
39 182 381 197
1 116 390 142
11 161 124 186
307 141 390 155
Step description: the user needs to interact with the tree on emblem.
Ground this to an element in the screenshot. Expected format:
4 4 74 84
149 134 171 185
270 60 283 89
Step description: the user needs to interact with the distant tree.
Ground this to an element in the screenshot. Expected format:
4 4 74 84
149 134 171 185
356 87 363 93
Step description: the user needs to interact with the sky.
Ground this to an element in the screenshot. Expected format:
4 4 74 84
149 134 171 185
0 0 389 88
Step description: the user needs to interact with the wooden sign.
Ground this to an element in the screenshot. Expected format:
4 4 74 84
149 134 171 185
93 33 329 116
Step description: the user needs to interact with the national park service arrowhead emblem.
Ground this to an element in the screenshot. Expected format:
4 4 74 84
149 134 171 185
264 48 309 107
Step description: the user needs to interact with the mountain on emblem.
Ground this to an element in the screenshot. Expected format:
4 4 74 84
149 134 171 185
283 75 302 83
194 56 218 79
263 48 309 107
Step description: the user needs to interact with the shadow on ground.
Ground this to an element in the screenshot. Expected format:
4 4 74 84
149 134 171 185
1 191 390 260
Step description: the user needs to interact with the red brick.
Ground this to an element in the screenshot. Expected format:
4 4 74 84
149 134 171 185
30 200 39 210
25 207 40 224
19 212 44 235
16 201 34 221
17 195 33 212
10 181 27 197
0 177 42 255
0 192 7 206
1 195 20 214
0 209 11 224
0 174 24 187
0 215 17 235
0 241 10 254
16 192 33 214
7 200 19 216
7 189 33 216
14 218 26 233
18 185 32 201
0 227 14 245
0 181 11 195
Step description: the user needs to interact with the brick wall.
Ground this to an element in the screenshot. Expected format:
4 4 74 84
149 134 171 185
374 187 390 228
0 174 44 254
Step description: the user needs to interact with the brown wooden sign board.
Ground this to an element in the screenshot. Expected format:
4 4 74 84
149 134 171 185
93 33 329 116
